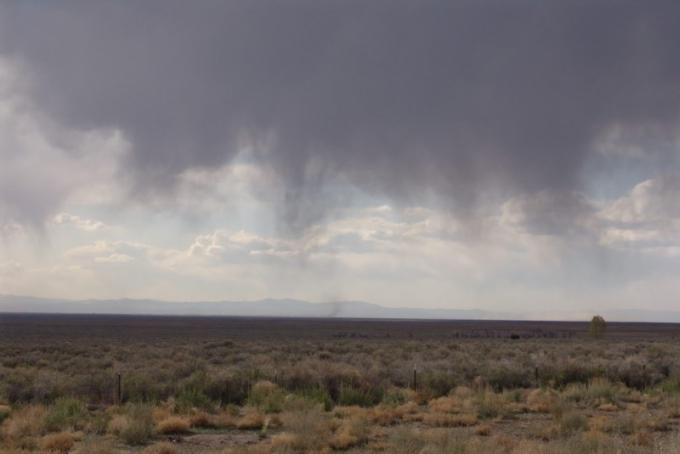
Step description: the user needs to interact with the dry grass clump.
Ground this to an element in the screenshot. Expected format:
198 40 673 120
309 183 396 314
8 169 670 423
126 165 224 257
270 432 304 451
645 414 670 432
1 404 46 449
527 389 558 413
397 400 419 414
142 442 179 454
188 410 213 428
106 405 154 445
598 403 619 412
387 428 482 454
475 390 508 420
558 411 588 436
39 431 75 453
189 411 216 429
106 414 129 435
428 395 461 413
277 408 334 452
475 423 492 436
630 430 654 447
152 405 173 424
366 404 410 426
423 412 478 427
236 409 265 430
188 410 236 429
71 439 117 454
329 414 369 450
156 416 191 434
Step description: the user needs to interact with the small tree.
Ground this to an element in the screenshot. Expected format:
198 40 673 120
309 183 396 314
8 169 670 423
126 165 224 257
589 315 606 338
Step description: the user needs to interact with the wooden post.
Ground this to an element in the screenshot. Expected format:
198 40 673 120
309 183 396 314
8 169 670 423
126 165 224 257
116 373 122 405
412 367 417 391
534 367 539 386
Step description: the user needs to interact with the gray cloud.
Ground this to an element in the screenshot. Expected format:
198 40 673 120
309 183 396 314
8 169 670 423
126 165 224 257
1 1 680 228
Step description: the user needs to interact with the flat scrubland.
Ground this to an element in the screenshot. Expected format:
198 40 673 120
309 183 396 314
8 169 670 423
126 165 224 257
2 315 680 453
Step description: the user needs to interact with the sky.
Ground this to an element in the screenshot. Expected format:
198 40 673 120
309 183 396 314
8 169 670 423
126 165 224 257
1 1 680 315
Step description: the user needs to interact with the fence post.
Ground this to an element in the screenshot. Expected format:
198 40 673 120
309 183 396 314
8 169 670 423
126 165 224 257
116 373 122 405
534 367 539 387
412 367 417 391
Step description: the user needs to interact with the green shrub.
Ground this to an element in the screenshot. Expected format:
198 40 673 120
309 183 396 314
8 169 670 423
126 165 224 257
559 412 587 435
488 367 532 391
176 388 212 412
660 378 680 394
69 372 114 404
120 404 154 445
202 372 250 405
44 397 86 432
421 371 457 397
553 364 597 387
475 392 505 420
587 378 619 403
297 386 334 411
2 368 39 404
247 381 286 413
88 411 111 435
123 373 165 403
382 388 409 406
337 384 383 407
0 405 11 424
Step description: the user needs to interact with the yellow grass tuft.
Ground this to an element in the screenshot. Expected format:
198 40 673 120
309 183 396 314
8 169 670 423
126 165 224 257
2 405 46 440
429 396 460 414
187 411 211 428
236 410 265 430
329 430 359 450
329 414 369 450
270 432 301 450
422 412 478 427
152 406 173 424
39 432 75 453
476 423 492 436
142 442 179 454
156 416 190 434
106 415 129 435
453 386 474 399
631 430 653 447
527 389 556 413
396 401 419 415
598 403 618 412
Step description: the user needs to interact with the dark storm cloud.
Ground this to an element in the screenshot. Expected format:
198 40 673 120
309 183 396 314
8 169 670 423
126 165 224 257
1 1 680 227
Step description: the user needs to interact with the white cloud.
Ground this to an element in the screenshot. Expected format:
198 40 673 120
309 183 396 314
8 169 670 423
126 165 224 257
93 253 134 264
188 230 297 259
597 174 680 257
53 213 106 232
600 174 680 224
65 240 149 265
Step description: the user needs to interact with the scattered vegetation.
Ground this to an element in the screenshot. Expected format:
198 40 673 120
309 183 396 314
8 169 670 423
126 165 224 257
2 315 680 451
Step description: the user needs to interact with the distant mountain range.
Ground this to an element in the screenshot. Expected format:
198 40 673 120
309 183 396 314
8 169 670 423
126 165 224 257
0 294 491 319
1 294 679 322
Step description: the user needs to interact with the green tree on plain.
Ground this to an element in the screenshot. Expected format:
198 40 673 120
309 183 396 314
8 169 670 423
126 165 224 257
590 315 606 338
